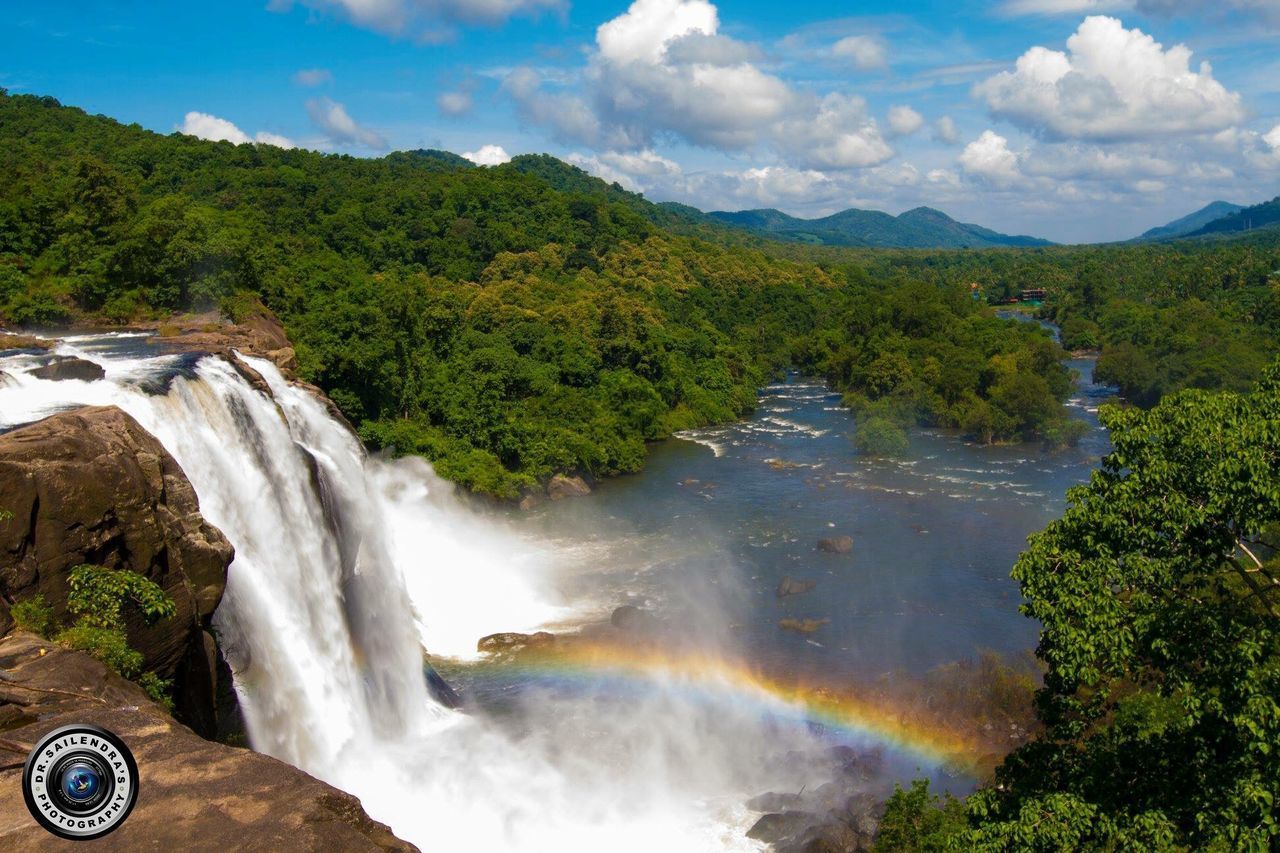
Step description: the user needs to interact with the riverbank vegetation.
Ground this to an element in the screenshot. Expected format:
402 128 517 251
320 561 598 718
802 240 1280 409
882 362 1280 848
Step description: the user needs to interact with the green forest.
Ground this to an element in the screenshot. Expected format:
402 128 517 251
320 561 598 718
2 89 1089 497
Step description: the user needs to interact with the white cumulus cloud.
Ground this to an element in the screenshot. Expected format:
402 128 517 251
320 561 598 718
462 144 512 165
831 35 888 71
504 0 894 170
179 112 295 148
775 94 894 170
306 97 387 149
975 16 1244 141
1265 124 1280 150
596 0 718 65
959 130 1024 185
887 105 925 137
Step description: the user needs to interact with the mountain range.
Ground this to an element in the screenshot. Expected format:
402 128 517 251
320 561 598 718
418 150 1278 251
1136 201 1244 241
700 206 1054 249
1185 195 1280 239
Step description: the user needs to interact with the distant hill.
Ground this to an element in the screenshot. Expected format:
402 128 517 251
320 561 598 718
494 157 1051 249
1136 201 1243 241
385 149 475 172
1186 195 1280 239
704 205 1052 249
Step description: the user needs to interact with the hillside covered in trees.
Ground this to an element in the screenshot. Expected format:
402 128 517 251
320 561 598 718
0 90 1085 497
2 90 1278 497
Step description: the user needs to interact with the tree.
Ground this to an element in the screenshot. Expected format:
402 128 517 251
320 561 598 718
965 359 1280 849
875 780 968 852
855 416 909 457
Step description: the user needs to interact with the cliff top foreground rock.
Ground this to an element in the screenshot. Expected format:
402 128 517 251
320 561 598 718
0 631 415 852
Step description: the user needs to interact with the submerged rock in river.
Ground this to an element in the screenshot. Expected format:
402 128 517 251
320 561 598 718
816 535 853 554
779 617 830 635
776 576 817 598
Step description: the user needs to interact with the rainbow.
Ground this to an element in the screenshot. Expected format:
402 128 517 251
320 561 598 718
457 641 990 775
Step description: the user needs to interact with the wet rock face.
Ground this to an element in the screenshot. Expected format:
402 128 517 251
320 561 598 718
0 632 415 851
0 406 233 736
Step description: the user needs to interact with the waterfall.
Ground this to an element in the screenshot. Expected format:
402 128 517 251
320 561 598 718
0 336 801 851
1 342 450 761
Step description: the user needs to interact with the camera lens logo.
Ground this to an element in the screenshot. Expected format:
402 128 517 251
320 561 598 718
22 724 139 840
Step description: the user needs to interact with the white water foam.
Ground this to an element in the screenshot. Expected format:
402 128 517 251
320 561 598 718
0 341 816 851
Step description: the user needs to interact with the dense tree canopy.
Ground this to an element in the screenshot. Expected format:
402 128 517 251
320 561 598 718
885 362 1280 849
0 90 1084 494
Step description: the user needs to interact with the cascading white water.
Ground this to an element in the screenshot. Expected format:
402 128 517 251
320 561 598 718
1 335 819 851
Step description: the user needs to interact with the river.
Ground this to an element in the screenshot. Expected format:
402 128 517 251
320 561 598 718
509 354 1114 681
0 328 1115 850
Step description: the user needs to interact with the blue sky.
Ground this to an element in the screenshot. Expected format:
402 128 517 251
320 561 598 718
3 1 1280 242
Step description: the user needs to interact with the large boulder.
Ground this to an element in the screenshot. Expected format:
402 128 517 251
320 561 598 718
29 355 105 382
0 632 414 851
547 474 591 500
0 406 233 736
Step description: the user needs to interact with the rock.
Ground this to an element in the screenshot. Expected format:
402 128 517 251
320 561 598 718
547 474 591 500
746 811 819 845
816 535 853 554
0 632 414 851
29 355 105 382
610 605 660 633
779 618 830 635
145 310 298 375
477 631 555 654
0 406 234 736
265 346 299 373
776 576 817 598
746 792 804 813
0 333 53 352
